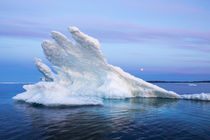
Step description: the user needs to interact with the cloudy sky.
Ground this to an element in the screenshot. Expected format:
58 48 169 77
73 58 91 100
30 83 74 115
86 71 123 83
0 0 210 82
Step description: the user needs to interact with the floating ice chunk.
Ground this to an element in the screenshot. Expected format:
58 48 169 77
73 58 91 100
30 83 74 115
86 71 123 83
188 83 197 87
181 93 210 101
13 26 181 106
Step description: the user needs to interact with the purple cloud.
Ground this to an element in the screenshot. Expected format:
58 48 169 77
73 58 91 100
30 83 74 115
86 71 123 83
1 17 210 54
121 0 209 14
176 45 210 53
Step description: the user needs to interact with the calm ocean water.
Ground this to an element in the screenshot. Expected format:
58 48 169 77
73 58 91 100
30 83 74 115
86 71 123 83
0 83 210 140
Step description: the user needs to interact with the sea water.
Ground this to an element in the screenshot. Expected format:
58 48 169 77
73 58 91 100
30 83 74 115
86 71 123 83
0 83 210 140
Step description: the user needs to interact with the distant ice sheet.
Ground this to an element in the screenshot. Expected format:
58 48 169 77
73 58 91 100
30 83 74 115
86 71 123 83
181 93 210 101
188 83 197 87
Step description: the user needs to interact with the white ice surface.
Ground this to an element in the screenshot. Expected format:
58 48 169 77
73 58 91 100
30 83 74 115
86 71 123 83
181 93 210 101
15 26 209 106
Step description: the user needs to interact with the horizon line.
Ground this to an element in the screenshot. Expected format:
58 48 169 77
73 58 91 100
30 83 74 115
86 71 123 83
1 80 210 84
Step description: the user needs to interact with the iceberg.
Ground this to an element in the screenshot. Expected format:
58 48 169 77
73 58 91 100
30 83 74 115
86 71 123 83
13 26 182 106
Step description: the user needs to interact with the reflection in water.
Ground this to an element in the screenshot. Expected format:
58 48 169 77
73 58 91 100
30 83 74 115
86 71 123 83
13 98 179 140
1 84 210 140
129 97 178 107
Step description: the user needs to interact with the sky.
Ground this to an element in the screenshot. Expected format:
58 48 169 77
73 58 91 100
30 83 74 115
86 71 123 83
0 0 210 82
